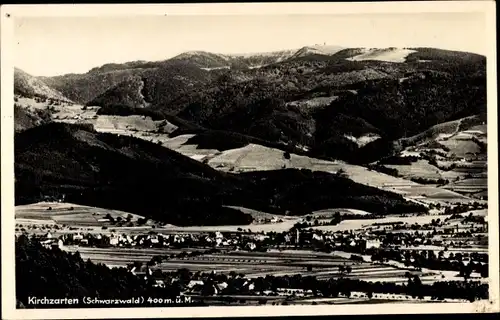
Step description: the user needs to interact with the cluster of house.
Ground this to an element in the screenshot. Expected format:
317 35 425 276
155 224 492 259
126 263 318 298
34 230 280 251
39 232 64 250
253 216 284 224
294 230 383 250
33 216 483 256
33 227 416 254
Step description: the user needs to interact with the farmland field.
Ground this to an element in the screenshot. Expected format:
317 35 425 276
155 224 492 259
311 208 372 218
162 220 300 233
439 138 482 159
62 246 432 284
16 202 488 236
15 202 146 227
385 160 443 180
14 202 302 234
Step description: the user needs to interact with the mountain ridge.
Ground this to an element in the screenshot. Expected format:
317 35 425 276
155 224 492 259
15 45 486 166
14 68 73 103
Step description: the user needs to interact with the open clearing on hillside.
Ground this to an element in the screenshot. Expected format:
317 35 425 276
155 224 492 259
346 48 417 63
439 138 482 159
205 143 469 204
223 206 290 220
344 133 382 148
93 115 159 133
401 118 463 146
286 96 338 110
15 202 146 227
15 202 301 234
311 208 372 217
312 214 453 233
385 160 443 180
53 104 98 120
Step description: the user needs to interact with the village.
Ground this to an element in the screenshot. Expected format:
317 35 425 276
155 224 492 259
14 195 489 305
21 205 488 282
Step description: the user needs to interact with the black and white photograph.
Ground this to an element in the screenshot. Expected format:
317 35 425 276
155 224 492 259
1 2 499 318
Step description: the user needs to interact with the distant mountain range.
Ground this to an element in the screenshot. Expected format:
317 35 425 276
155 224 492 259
15 45 486 164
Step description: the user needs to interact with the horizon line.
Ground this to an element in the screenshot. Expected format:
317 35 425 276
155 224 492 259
19 44 486 78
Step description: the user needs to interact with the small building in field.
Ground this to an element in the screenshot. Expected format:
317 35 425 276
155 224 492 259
366 239 382 249
187 280 204 289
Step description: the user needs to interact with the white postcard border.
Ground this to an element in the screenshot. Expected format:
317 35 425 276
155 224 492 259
1 2 498 319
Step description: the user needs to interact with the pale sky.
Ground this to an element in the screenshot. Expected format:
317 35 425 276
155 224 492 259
14 12 487 77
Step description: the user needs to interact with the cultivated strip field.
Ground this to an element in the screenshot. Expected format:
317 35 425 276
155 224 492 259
311 214 453 232
16 202 146 226
62 246 434 284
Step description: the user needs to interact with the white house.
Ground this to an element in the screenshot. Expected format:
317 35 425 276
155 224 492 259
216 282 228 291
73 233 84 241
366 239 382 249
312 233 323 241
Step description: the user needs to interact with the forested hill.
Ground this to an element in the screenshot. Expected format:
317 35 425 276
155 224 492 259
15 122 426 226
83 47 485 164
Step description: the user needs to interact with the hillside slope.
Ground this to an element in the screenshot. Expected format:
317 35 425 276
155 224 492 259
14 68 72 102
87 76 150 108
39 46 486 165
15 123 425 225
